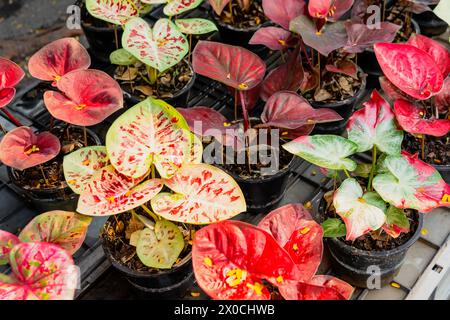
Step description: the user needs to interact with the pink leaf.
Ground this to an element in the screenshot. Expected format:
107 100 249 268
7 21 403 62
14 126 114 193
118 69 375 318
374 43 444 100
0 231 20 265
325 60 358 79
44 69 123 126
0 58 24 108
249 27 293 51
0 127 61 170
28 38 91 83
208 0 231 15
394 99 450 137
382 224 410 239
192 41 266 91
344 21 401 53
379 76 414 103
435 77 450 113
262 0 305 29
308 0 353 22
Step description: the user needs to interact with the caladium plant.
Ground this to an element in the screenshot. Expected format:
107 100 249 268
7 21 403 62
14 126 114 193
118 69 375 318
0 57 25 127
86 0 151 26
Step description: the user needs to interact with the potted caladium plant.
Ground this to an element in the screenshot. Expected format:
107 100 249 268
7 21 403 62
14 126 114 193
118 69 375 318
283 90 450 288
63 97 246 298
0 57 25 129
374 36 450 182
193 203 354 300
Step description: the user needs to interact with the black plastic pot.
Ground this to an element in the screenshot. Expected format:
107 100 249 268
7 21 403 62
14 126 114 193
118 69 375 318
435 164 450 183
317 197 423 288
413 10 448 37
310 72 367 135
101 218 194 300
7 126 102 213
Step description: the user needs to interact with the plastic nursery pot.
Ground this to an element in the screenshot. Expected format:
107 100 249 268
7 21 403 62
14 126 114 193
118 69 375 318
100 216 194 300
413 10 448 37
123 61 197 108
434 164 450 184
7 126 102 213
310 71 367 135
316 197 423 288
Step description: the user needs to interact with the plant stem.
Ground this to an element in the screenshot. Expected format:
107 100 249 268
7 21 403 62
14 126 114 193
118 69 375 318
146 65 158 85
234 89 238 121
317 52 321 90
83 127 88 147
1 109 22 127
141 204 159 221
0 124 6 135
40 165 49 186
300 40 313 69
151 164 155 179
280 50 286 63
229 0 234 24
188 34 193 64
239 90 250 132
114 26 119 50
382 0 386 21
421 135 425 160
367 145 377 191
344 169 351 179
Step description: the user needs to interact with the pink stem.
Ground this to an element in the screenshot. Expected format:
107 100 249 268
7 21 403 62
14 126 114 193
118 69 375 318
1 108 23 127
239 90 250 132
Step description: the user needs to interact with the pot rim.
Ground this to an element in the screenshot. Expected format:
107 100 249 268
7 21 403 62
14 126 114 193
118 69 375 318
210 7 270 33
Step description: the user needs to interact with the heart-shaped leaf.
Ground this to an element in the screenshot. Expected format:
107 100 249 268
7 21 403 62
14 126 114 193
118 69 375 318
435 77 450 113
28 38 91 83
283 135 358 171
290 15 348 56
177 106 228 137
164 0 203 16
19 211 92 255
308 0 353 21
122 17 188 73
321 218 346 238
394 99 450 137
407 34 450 78
325 60 358 79
379 76 414 103
373 152 450 213
77 165 164 216
343 21 401 53
44 69 123 126
175 18 218 35
86 0 144 25
347 90 403 155
262 0 305 29
110 48 138 66
151 164 246 224
261 91 342 130
106 97 191 179
0 242 77 300
258 204 323 281
209 0 231 15
249 27 293 51
334 178 386 240
374 43 444 100
382 205 410 238
192 220 300 300
0 58 24 108
192 41 266 91
64 146 110 194
0 127 60 171
0 231 20 265
136 220 184 269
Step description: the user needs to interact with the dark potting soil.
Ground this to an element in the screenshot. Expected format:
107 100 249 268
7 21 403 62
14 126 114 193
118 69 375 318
116 60 193 101
11 126 96 191
101 211 193 273
387 3 417 43
403 132 450 166
216 1 267 30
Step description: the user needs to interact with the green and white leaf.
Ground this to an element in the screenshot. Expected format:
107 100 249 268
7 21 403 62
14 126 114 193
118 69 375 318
86 0 140 25
175 18 218 35
110 48 138 66
322 218 346 238
163 0 203 16
385 205 410 230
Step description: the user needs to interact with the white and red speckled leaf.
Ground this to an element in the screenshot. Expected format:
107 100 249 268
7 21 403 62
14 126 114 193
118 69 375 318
122 17 188 73
175 18 218 35
28 38 90 83
192 41 266 91
0 58 24 108
249 27 293 51
0 231 20 265
106 97 191 179
374 43 444 100
19 211 92 255
0 127 60 171
151 164 246 224
164 0 203 16
0 242 77 300
373 151 450 213
208 0 231 15
44 69 123 126
86 0 143 25
258 204 323 281
343 21 401 53
394 99 450 137
407 34 450 78
77 165 164 216
192 220 300 300
64 146 110 194
262 0 305 29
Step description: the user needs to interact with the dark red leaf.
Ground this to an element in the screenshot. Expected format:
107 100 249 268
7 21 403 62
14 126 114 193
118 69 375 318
0 58 25 108
262 0 306 29
325 60 358 79
435 77 450 113
249 27 293 51
177 106 228 138
379 76 414 103
344 21 401 53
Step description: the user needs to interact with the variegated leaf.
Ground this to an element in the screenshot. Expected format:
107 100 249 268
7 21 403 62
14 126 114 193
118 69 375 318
382 205 410 238
0 231 20 265
175 18 218 35
189 133 203 164
110 48 138 66
86 0 142 25
151 164 246 224
164 0 203 16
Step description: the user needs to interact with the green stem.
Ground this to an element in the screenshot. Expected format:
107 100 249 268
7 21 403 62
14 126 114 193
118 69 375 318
343 169 351 179
141 204 160 222
146 65 158 85
367 145 377 191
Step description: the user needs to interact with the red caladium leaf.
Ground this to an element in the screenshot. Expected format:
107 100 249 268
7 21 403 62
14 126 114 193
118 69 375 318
258 204 323 281
208 0 231 15
261 91 342 130
151 164 246 224
192 220 300 300
0 242 77 300
192 41 266 91
394 99 450 137
407 34 450 78
0 127 60 171
0 58 25 108
262 0 306 29
325 60 358 79
373 151 450 213
249 27 293 51
260 48 304 101
19 211 92 255
28 38 91 84
290 15 348 56
343 21 401 53
374 43 444 100
44 69 123 126
435 77 450 113
0 231 20 265
308 0 353 32
379 76 414 103
279 275 354 300
77 165 164 216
